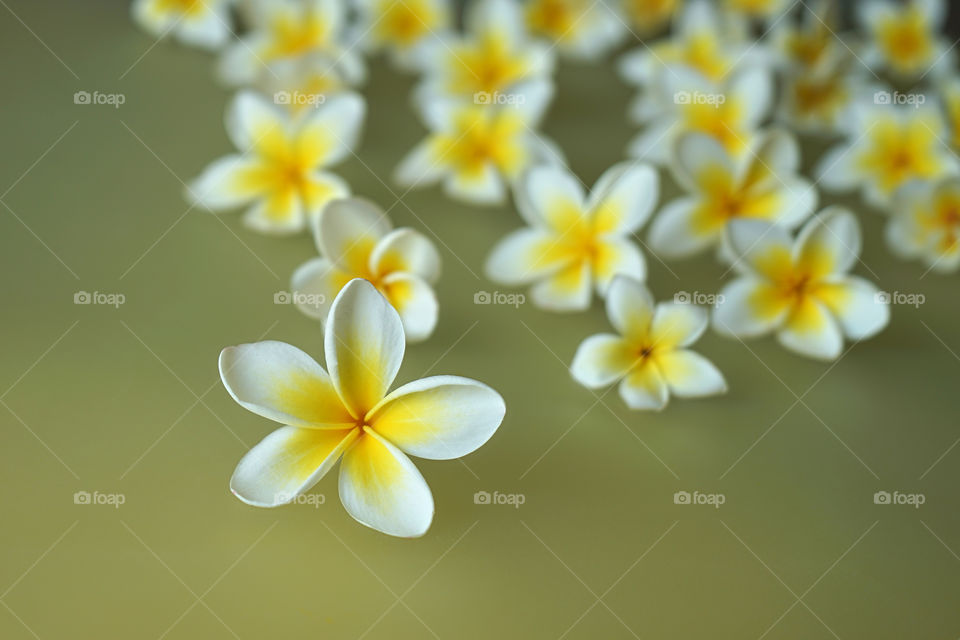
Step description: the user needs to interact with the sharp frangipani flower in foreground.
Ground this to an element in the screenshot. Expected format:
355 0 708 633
221 279 505 538
626 65 773 166
571 275 727 410
523 0 625 60
649 129 817 258
416 0 554 106
291 198 441 341
395 82 562 205
187 90 364 235
814 102 958 209
218 0 363 87
713 208 890 360
886 177 960 273
485 162 658 311
131 0 232 50
352 0 451 71
858 0 950 80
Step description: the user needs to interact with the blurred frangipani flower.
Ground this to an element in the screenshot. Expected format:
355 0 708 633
887 177 960 273
131 0 232 50
352 0 452 71
485 161 659 311
858 0 951 80
292 198 442 342
188 90 364 235
524 0 625 60
222 279 505 537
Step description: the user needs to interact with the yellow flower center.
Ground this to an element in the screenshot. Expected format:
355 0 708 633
526 0 580 41
157 0 206 15
857 118 942 194
877 9 932 69
451 33 527 95
377 0 438 46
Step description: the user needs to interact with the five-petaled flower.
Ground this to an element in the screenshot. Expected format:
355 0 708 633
221 278 506 537
713 208 890 360
649 129 816 258
131 0 231 50
858 0 950 79
887 177 960 273
485 162 658 311
291 198 442 341
571 275 727 411
187 91 364 235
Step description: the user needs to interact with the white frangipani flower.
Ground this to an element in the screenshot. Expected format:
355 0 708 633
713 208 890 360
571 275 727 410
886 177 960 273
187 90 365 235
218 0 363 87
524 0 625 60
395 82 562 205
415 0 554 106
485 162 658 311
132 0 232 49
221 279 505 538
291 198 441 341
814 102 958 209
626 64 773 165
352 0 452 71
858 0 950 80
649 129 817 258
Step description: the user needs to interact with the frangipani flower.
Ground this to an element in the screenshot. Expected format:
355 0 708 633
395 82 562 205
292 198 441 341
353 0 451 71
571 275 726 410
649 130 816 258
524 0 624 60
777 64 863 137
815 102 958 208
626 65 773 165
218 0 363 87
858 0 950 80
886 177 960 272
618 0 682 36
713 208 890 360
770 0 844 73
221 278 505 538
131 0 232 50
416 0 554 105
485 162 658 311
187 90 364 235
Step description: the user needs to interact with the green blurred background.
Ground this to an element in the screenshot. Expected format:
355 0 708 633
2 1 960 638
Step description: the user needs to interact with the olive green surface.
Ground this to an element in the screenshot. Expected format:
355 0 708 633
2 2 959 638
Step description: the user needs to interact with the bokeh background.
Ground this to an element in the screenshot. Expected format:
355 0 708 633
2 1 960 638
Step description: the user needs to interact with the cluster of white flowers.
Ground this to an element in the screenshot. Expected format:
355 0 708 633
133 0 958 535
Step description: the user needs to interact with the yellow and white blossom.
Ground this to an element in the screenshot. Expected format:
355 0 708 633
858 0 950 80
649 129 817 258
814 102 958 208
626 65 773 165
886 177 960 272
485 162 658 311
352 0 452 71
187 90 364 234
571 275 726 410
395 82 562 205
713 208 889 360
218 0 363 87
416 0 554 106
221 279 505 538
291 198 441 341
618 0 682 36
524 0 625 60
131 0 233 50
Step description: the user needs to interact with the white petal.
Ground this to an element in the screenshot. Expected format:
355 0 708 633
230 427 357 507
394 139 447 188
242 189 305 235
366 376 505 460
673 132 735 193
618 363 669 410
651 302 709 349
571 334 636 388
655 350 727 397
724 218 794 276
593 237 646 295
729 66 773 128
379 272 438 343
317 198 391 274
517 164 586 231
484 228 570 285
775 178 818 228
186 155 262 210
290 257 348 320
605 274 655 340
814 276 890 340
297 93 366 166
647 197 716 258
444 164 506 205
712 277 789 337
587 162 659 234
370 228 441 284
325 279 406 416
529 260 592 312
776 297 844 360
219 341 354 429
795 206 861 276
176 6 231 50
226 91 288 152
338 428 433 538
814 144 860 193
